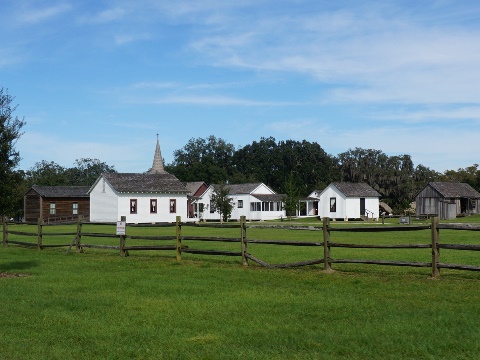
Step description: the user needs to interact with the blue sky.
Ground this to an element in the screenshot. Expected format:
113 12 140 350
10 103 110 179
2 0 479 173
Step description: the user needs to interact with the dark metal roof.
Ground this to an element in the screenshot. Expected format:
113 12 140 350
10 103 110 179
332 182 381 197
29 185 90 198
428 182 480 198
103 173 188 194
252 194 285 202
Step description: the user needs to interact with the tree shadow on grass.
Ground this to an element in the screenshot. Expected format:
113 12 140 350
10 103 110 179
0 260 40 273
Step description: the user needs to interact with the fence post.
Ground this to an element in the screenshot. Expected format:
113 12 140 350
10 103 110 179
176 216 182 261
119 216 128 257
76 215 84 253
431 216 440 279
37 218 43 251
323 217 333 272
240 216 248 267
3 216 8 247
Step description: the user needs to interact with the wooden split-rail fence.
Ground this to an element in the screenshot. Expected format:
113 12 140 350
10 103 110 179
3 216 480 278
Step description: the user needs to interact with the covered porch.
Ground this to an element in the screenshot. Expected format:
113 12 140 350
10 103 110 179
297 196 319 217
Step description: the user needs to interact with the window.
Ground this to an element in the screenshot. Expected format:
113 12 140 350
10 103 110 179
170 199 176 213
130 199 137 214
150 199 157 213
210 200 215 213
73 203 78 215
238 200 243 208
50 203 56 215
199 203 204 213
250 202 261 211
330 197 337 212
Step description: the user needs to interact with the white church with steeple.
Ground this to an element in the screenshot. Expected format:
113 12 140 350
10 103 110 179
88 137 189 223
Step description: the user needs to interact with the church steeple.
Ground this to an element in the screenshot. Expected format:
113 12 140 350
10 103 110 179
149 134 167 174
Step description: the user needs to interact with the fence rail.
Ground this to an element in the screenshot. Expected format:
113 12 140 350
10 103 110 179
2 215 480 278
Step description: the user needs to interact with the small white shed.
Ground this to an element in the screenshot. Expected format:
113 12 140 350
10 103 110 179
317 182 381 221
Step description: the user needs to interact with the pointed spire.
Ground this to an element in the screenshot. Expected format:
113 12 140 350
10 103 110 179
149 134 167 174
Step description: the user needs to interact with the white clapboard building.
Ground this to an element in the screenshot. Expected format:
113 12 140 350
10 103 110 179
303 182 381 221
196 182 285 221
89 138 189 223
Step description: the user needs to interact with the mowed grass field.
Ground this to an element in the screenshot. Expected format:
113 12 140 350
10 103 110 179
2 216 480 359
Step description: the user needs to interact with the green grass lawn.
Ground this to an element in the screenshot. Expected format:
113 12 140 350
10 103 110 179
2 217 480 359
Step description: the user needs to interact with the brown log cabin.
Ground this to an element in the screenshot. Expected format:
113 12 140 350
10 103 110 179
24 185 90 223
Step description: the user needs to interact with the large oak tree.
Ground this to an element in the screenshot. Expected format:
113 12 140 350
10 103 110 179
0 88 26 217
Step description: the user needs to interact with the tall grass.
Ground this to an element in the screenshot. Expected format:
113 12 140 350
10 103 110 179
2 218 480 359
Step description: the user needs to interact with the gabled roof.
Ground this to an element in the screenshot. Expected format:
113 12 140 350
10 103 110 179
183 181 207 196
427 182 480 198
223 183 264 194
96 173 188 194
208 183 265 195
28 185 90 198
252 194 285 202
200 182 280 199
331 182 381 197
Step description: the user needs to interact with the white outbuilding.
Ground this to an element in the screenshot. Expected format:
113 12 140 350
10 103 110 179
311 182 381 221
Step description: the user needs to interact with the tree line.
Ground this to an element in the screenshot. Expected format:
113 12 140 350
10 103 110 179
164 135 480 213
2 88 480 218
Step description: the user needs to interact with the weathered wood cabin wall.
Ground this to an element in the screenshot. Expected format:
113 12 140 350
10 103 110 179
24 187 90 222
24 189 41 222
416 185 480 220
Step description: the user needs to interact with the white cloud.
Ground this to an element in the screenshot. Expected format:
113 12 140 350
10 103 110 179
21 3 72 24
90 7 126 23
268 119 321 134
143 95 299 106
0 48 22 68
335 126 480 172
17 132 146 172
187 3 480 106
267 121 480 172
76 5 136 25
114 33 150 45
132 82 178 89
369 106 480 124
